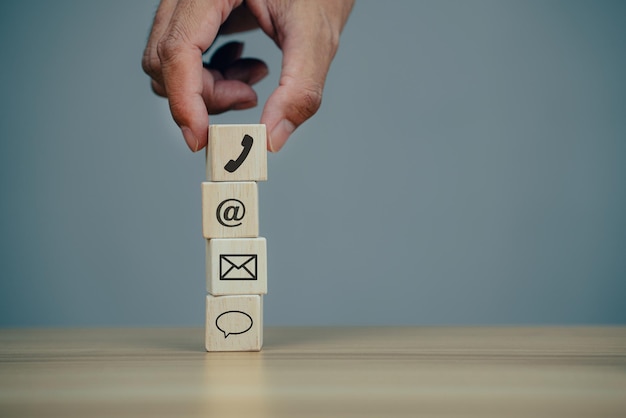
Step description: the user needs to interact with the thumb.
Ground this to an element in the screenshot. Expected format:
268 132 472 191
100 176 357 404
262 77 323 152
260 16 339 152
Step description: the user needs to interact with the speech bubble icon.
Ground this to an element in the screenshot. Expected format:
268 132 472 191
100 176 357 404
215 310 253 338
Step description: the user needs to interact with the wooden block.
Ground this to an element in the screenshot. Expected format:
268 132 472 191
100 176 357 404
201 182 258 238
207 238 267 296
206 294 263 352
207 124 267 182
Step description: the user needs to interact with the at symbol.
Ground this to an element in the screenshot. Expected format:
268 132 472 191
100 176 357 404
217 199 246 227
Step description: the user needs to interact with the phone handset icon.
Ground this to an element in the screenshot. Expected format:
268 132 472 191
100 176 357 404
224 134 253 173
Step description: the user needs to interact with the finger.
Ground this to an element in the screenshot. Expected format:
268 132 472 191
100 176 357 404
204 79 259 114
206 41 243 72
223 58 269 85
142 0 178 84
261 26 335 152
151 79 167 97
201 50 265 113
200 68 258 113
157 0 242 151
205 42 268 85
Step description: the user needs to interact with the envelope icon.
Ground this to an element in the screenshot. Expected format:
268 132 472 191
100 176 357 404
220 254 257 280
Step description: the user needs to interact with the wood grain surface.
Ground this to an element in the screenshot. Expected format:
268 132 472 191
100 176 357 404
1 327 625 417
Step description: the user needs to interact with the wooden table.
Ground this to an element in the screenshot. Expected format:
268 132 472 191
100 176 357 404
1 327 625 417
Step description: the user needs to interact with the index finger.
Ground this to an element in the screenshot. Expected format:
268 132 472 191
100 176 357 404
157 0 241 151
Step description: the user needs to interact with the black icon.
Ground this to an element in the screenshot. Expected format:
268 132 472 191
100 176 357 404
220 255 257 280
215 311 253 338
224 134 253 173
216 199 245 227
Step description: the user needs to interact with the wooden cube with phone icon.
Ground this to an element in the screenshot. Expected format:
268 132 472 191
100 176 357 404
206 124 267 182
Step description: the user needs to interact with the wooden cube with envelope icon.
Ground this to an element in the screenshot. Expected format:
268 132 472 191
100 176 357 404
206 238 267 296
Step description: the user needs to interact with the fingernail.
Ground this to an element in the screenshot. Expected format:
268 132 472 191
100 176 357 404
232 100 257 110
248 67 269 85
269 119 295 152
181 126 199 152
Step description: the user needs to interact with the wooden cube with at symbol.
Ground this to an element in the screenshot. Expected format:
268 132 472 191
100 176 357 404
201 181 259 239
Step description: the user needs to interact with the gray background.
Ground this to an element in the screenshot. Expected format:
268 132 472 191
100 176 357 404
1 0 624 327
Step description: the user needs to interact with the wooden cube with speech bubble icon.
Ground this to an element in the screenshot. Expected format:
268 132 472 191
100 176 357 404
206 294 263 352
207 238 267 296
207 124 267 182
201 181 259 239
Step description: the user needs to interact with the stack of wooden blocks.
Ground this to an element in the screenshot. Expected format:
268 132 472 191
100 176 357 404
202 124 267 352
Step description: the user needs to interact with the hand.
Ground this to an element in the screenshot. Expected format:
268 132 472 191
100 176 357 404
142 0 354 152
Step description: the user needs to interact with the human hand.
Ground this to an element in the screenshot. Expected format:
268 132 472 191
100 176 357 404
142 0 354 152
